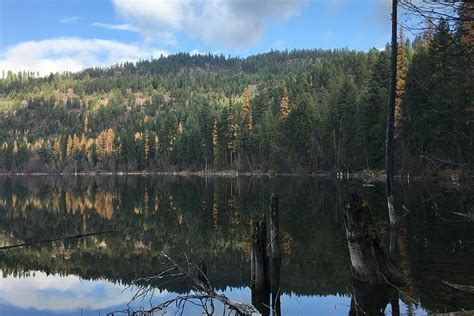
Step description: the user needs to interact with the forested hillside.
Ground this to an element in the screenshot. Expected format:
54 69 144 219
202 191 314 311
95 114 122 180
0 19 472 175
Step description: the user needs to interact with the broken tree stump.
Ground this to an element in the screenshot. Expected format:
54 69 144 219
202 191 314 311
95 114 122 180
343 193 405 285
251 218 269 290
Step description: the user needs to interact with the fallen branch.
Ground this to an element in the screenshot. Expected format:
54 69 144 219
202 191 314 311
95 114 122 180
452 212 474 222
114 251 261 316
0 228 123 250
442 281 474 295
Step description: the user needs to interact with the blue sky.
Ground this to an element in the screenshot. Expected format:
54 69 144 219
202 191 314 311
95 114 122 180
0 0 401 75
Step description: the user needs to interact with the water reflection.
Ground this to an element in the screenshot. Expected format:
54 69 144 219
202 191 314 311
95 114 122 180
0 175 472 315
0 271 136 312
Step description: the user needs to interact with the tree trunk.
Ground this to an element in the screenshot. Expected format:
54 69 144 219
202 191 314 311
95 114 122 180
251 218 270 315
251 218 268 289
270 194 281 259
349 279 399 316
343 193 405 285
270 194 281 316
386 0 398 225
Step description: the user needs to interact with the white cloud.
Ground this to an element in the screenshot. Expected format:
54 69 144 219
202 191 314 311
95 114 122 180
59 16 80 24
0 271 137 311
112 0 305 48
92 22 139 32
0 37 169 76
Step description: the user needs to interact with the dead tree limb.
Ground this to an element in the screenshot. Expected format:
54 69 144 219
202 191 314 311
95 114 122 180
0 228 124 250
116 251 261 316
442 281 474 295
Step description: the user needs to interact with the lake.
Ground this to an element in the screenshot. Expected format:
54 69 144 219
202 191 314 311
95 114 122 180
0 176 472 315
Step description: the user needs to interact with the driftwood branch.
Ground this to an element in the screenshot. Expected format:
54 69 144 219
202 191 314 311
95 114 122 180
113 251 260 316
0 229 124 250
442 281 474 295
451 212 474 222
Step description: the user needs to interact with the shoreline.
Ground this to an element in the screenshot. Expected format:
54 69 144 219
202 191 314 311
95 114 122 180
0 170 470 183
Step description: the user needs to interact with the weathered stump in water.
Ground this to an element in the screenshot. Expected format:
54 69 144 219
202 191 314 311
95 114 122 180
343 193 405 285
349 278 399 316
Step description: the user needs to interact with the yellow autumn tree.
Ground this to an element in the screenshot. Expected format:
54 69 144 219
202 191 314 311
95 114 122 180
84 115 89 134
177 121 184 134
96 128 115 161
395 27 408 136
226 99 239 165
154 134 160 155
66 135 74 158
240 88 252 131
212 119 219 154
52 137 62 161
144 129 150 162
422 17 433 48
280 87 290 119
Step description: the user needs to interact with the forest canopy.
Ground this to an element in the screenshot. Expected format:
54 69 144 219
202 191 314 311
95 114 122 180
0 19 472 175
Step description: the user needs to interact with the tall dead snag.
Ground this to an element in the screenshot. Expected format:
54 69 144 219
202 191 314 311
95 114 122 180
386 0 398 225
343 193 405 285
270 194 281 316
251 218 270 316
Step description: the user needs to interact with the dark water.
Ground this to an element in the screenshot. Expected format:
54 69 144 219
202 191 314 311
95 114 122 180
0 176 472 315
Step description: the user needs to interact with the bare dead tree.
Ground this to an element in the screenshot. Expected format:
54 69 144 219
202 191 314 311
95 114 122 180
399 0 473 65
386 0 398 226
109 252 261 316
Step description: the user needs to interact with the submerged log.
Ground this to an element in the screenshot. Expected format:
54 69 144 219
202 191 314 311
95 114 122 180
344 193 405 285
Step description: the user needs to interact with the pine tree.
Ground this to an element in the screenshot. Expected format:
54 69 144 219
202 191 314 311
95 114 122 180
226 98 239 166
212 119 224 168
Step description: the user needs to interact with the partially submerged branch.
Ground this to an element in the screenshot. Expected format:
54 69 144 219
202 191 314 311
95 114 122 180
114 251 261 316
443 281 474 295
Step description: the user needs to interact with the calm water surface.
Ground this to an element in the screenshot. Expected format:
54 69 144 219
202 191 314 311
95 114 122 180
0 176 472 315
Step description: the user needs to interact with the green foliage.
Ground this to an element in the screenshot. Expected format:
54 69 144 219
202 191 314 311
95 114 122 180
0 31 470 174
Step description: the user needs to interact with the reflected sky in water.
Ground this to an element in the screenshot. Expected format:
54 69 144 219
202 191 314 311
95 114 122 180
0 176 471 315
0 271 429 315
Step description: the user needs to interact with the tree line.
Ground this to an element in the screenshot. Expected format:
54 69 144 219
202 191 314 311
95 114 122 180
0 18 472 174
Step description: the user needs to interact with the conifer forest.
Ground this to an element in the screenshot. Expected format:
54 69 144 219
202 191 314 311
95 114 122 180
1 16 471 176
